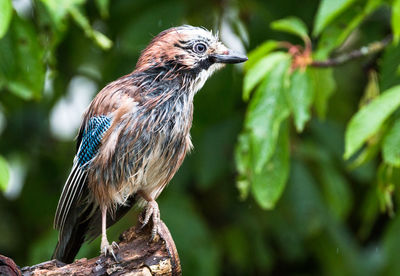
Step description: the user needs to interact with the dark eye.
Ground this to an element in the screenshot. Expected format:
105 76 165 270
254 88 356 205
194 42 207 54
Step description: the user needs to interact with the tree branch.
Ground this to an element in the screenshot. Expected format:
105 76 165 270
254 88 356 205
310 35 393 67
1 220 181 276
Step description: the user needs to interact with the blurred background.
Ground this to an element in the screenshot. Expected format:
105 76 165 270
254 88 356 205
1 0 400 275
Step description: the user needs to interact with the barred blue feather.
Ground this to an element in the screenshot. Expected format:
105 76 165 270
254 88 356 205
78 116 111 168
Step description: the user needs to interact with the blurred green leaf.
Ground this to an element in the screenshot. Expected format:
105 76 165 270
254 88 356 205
313 0 358 36
252 121 289 209
0 15 45 99
319 164 352 219
380 43 400 91
377 163 395 215
95 0 109 18
243 52 288 101
286 69 314 132
283 160 326 235
244 40 279 71
383 120 400 167
345 85 400 159
69 6 112 50
245 54 290 172
314 0 381 59
335 0 382 46
235 134 251 199
360 70 380 107
383 213 400 275
392 0 400 44
41 0 112 49
40 0 84 29
0 155 9 191
348 135 381 169
0 0 12 39
309 68 336 118
270 16 308 39
92 30 113 49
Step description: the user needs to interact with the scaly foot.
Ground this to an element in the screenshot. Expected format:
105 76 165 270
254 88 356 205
100 237 119 262
140 200 160 241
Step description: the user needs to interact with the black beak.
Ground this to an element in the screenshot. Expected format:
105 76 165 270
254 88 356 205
211 50 248 64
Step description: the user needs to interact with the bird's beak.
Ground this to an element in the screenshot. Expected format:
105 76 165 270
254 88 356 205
211 50 248 64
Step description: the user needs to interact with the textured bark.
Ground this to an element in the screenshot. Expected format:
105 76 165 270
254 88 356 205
4 220 181 276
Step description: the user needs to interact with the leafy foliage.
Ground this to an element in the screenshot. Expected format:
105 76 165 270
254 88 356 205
1 0 400 275
270 16 308 40
313 0 358 36
0 0 12 39
0 155 9 191
344 86 400 159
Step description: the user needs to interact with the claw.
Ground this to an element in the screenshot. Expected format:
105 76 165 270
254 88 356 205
101 239 120 262
140 200 161 242
111 241 120 250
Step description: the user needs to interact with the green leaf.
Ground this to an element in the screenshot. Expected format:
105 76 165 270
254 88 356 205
251 121 290 209
41 0 112 49
40 0 84 29
244 40 279 71
69 6 112 50
243 52 288 101
383 119 400 167
344 85 400 159
313 0 381 58
95 0 109 18
286 69 314 132
392 0 400 44
380 43 400 91
340 0 382 42
235 134 251 199
377 163 395 215
348 135 381 169
0 0 12 39
313 0 358 36
92 30 113 50
245 54 291 172
309 68 336 118
0 15 45 99
270 16 309 39
0 155 9 191
318 164 352 219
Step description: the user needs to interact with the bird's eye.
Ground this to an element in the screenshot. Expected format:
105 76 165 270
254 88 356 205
194 42 207 54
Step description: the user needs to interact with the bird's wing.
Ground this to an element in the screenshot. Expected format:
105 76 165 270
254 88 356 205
53 115 112 233
54 75 141 234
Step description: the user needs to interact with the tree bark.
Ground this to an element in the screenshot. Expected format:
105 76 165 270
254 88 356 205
1 220 181 276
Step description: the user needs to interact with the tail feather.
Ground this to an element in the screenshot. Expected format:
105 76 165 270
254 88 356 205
52 191 93 263
52 194 138 263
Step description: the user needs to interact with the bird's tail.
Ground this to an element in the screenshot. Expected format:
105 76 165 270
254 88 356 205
52 200 93 263
52 194 138 263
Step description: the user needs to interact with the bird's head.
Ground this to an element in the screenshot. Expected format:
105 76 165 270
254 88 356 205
135 25 247 92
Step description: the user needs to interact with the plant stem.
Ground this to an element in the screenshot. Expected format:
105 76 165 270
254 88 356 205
311 35 393 67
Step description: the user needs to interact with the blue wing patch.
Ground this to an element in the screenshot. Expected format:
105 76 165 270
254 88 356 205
77 115 111 168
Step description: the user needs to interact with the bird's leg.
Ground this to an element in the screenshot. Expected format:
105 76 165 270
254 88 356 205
100 205 119 261
138 191 160 241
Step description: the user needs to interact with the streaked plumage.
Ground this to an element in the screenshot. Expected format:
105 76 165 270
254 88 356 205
52 25 247 263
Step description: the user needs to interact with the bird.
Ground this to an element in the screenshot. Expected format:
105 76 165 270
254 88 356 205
52 25 247 263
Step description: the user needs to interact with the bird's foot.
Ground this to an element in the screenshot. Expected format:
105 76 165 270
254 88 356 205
140 200 160 241
100 238 120 262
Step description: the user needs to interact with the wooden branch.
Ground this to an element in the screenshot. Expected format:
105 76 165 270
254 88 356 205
310 35 393 67
1 220 181 276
